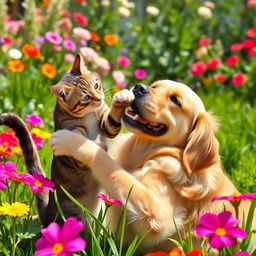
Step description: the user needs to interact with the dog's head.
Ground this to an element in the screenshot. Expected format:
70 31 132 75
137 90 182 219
123 80 220 174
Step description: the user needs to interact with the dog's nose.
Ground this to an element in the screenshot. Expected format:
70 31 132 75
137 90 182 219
133 83 149 96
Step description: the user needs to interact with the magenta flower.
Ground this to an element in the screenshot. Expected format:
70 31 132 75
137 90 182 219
35 217 86 256
134 69 147 80
212 193 256 202
0 161 17 190
117 56 130 67
235 252 250 256
63 39 76 51
45 32 63 45
24 173 54 194
97 193 122 206
25 114 43 126
195 211 247 250
0 169 7 190
31 133 44 149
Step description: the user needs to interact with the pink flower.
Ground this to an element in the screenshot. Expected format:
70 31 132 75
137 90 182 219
64 53 75 63
4 20 24 34
94 56 110 71
198 37 211 46
232 73 247 87
195 211 247 250
235 252 250 256
35 217 86 256
74 13 88 26
63 40 76 51
53 45 62 52
190 61 206 76
31 133 43 149
247 0 256 7
248 48 256 56
73 27 91 40
0 161 17 189
242 39 256 50
112 70 125 83
97 193 122 206
212 193 256 202
25 114 43 126
117 56 130 67
134 69 147 80
230 43 243 52
24 173 54 194
80 47 98 61
56 18 72 33
246 27 256 38
45 32 63 45
207 58 220 69
225 55 240 67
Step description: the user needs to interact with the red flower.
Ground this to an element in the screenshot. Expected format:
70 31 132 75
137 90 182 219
1 36 13 44
242 39 256 50
248 48 256 56
225 55 239 67
232 73 247 87
198 37 211 46
190 61 206 76
74 13 88 26
207 58 220 70
246 27 256 38
144 252 168 256
185 250 203 256
169 248 183 256
61 10 71 17
230 43 243 52
214 74 227 82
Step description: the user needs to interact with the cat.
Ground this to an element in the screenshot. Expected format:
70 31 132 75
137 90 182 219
0 53 134 226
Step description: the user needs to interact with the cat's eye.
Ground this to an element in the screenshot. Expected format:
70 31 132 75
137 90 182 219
94 82 99 90
82 95 91 102
170 95 182 107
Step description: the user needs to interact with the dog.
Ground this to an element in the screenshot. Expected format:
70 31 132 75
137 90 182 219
49 80 255 253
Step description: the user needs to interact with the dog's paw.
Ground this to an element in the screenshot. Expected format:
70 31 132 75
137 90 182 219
49 130 87 156
112 89 135 108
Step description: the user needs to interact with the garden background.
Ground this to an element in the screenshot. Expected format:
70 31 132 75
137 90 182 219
0 0 256 255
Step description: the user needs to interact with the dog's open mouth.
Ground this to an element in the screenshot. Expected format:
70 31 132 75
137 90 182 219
123 105 167 136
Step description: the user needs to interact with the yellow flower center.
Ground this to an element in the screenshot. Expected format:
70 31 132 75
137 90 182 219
215 228 227 236
34 181 43 187
52 243 64 254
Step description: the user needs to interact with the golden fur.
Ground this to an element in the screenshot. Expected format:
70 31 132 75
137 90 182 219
49 80 255 253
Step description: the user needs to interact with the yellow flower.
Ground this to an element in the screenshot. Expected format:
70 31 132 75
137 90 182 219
8 60 25 72
0 202 30 217
12 146 23 155
31 128 51 140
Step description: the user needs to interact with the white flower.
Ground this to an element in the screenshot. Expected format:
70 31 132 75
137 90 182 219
122 1 135 9
101 0 110 7
146 6 160 17
8 49 22 59
197 6 213 20
118 6 130 17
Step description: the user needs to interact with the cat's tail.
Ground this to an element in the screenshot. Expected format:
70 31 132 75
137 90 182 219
0 113 49 225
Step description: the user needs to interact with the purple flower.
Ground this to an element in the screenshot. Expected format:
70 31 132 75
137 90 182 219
121 48 129 55
235 252 250 256
35 217 86 256
35 36 45 44
134 69 147 80
45 32 63 45
195 211 247 250
63 39 76 51
0 161 17 190
25 114 43 126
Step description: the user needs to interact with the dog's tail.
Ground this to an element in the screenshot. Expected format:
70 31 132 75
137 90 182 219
0 113 49 224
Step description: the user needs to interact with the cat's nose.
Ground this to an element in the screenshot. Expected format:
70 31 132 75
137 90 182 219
133 83 149 96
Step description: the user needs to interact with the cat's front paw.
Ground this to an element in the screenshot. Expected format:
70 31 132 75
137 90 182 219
112 89 135 108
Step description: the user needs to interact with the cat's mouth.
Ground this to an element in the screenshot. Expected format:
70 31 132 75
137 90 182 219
123 105 167 136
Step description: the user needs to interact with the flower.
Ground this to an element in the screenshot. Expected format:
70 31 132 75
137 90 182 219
246 27 256 38
214 74 227 82
195 211 247 250
197 6 212 20
185 250 203 256
232 73 247 87
22 44 41 58
30 128 51 140
80 47 98 61
73 27 91 40
134 69 147 80
169 248 183 256
90 32 100 42
97 193 122 206
8 49 22 59
117 56 130 67
31 133 44 149
230 43 243 52
190 61 206 76
212 193 256 202
8 60 25 72
198 37 211 46
104 34 118 46
118 7 131 17
242 39 256 50
25 114 43 126
64 53 75 63
24 173 54 194
94 56 110 70
74 13 88 26
195 46 208 59
235 252 250 256
63 39 76 51
35 217 86 256
247 0 256 7
146 6 160 16
207 58 220 70
225 55 240 67
45 32 63 45
144 252 168 256
0 202 30 217
204 1 215 9
113 71 126 88
42 63 57 79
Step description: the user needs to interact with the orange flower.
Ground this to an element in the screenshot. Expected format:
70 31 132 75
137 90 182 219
42 63 56 79
90 32 100 42
104 34 118 46
42 0 50 8
8 60 25 72
22 44 41 58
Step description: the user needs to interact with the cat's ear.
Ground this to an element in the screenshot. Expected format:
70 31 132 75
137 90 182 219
71 53 89 75
50 83 71 98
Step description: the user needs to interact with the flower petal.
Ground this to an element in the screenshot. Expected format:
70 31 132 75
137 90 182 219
219 211 239 228
209 235 224 250
61 217 84 242
35 237 51 249
64 237 86 252
34 248 54 256
199 213 219 230
195 224 215 237
220 235 237 247
41 222 61 243
228 227 247 238
4 161 16 172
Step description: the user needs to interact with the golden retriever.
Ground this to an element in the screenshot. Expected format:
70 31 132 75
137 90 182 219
49 80 255 253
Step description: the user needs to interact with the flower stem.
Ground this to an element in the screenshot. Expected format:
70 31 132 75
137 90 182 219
11 217 17 256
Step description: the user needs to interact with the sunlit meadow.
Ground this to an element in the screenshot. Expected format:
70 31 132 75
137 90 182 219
0 0 256 255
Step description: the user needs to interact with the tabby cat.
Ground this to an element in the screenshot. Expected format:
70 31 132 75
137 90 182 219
0 53 133 226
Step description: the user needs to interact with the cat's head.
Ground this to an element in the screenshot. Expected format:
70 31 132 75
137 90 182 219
50 53 104 117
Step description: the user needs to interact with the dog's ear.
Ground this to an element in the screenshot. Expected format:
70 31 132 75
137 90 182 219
182 112 220 174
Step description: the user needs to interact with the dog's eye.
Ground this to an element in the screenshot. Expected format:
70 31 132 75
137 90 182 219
170 95 182 107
